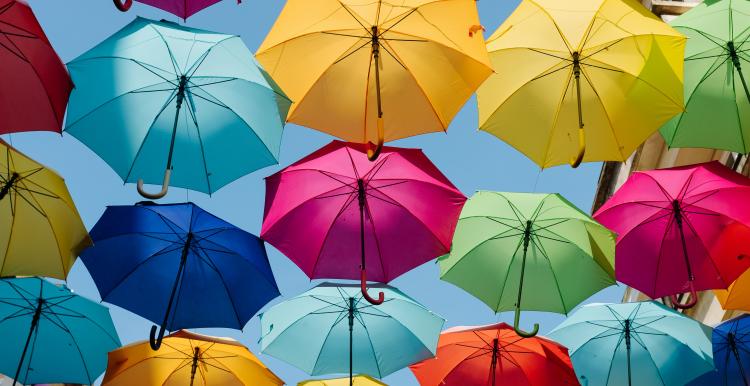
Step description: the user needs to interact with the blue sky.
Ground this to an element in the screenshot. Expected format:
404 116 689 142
7 1 624 384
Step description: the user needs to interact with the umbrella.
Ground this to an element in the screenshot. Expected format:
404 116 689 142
299 375 386 386
80 201 279 350
713 314 750 386
261 140 465 304
259 283 444 385
593 161 750 308
66 17 290 199
438 191 616 337
256 0 492 160
0 277 121 386
661 0 750 153
549 301 715 386
0 139 91 279
477 0 685 168
112 0 238 20
711 222 750 312
409 323 579 386
103 329 283 386
0 0 71 135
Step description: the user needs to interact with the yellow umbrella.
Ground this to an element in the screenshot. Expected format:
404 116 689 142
0 139 90 279
299 375 386 386
103 330 283 386
257 0 492 159
477 0 685 168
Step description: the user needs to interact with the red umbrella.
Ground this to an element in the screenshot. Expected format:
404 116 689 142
261 141 466 304
409 323 580 386
0 0 71 135
112 0 239 20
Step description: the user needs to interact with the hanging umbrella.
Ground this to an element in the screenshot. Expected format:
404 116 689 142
66 17 290 199
0 139 91 279
259 283 444 386
80 201 279 350
299 375 386 386
593 161 750 308
0 0 71 135
477 0 686 168
262 140 465 304
409 323 579 386
549 301 715 386
256 0 492 160
103 329 283 386
112 0 238 20
713 314 750 386
438 191 616 337
661 0 750 153
0 277 121 386
711 222 750 312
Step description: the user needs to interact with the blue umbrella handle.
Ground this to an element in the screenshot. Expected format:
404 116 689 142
137 169 171 200
669 281 698 309
360 270 384 305
513 307 539 338
149 324 166 350
113 0 132 11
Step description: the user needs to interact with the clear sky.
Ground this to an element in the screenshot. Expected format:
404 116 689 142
7 1 624 384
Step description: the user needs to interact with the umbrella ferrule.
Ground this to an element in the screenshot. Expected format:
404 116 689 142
348 297 355 330
672 200 683 226
0 172 19 200
371 26 380 53
728 41 742 68
176 75 188 108
624 319 632 349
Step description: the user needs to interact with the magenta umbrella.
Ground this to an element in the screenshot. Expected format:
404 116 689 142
112 0 237 19
261 140 466 304
594 161 750 309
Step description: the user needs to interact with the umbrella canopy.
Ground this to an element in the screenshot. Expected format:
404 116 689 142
661 0 750 153
409 323 579 386
438 191 615 337
256 0 492 159
80 201 279 350
711 222 750 312
713 314 750 386
0 0 71 135
549 301 715 386
261 141 465 304
477 0 685 168
0 139 91 279
259 283 444 383
103 330 283 386
66 17 290 199
111 0 232 20
593 161 750 308
299 375 386 386
0 277 121 386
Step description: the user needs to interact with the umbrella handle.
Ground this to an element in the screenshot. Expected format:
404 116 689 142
669 282 698 309
569 127 585 168
149 324 166 350
113 0 133 11
468 24 485 37
367 117 385 161
137 169 171 200
361 270 384 305
513 307 539 338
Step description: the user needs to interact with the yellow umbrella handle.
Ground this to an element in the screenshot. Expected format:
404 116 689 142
367 117 385 161
570 127 585 168
113 0 133 11
137 169 171 200
468 25 485 37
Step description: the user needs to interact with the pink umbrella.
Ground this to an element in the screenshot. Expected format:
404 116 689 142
261 141 466 304
594 161 750 308
112 0 237 19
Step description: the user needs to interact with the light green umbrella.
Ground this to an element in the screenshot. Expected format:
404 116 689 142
438 191 616 337
660 0 750 153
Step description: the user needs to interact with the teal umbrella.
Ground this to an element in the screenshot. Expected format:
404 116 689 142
65 17 290 199
0 277 121 385
549 301 714 386
259 283 443 384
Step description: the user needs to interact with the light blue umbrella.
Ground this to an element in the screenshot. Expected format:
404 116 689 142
549 301 714 386
259 283 443 384
0 277 121 385
65 17 290 199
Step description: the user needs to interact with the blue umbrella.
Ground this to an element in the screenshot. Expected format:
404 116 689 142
80 201 279 350
0 277 120 385
714 314 750 386
66 17 290 199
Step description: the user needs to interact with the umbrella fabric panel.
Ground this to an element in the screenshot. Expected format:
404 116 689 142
713 315 750 386
136 0 223 19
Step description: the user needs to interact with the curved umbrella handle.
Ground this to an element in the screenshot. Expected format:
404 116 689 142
361 270 384 305
113 0 133 11
669 282 698 309
513 307 539 338
137 169 171 200
149 324 166 350
569 127 585 168
367 117 385 161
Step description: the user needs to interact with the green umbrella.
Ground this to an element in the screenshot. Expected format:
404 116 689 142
660 0 750 153
438 191 616 337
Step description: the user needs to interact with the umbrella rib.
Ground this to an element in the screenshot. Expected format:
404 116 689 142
494 235 526 312
362 191 389 280
680 213 728 287
184 94 213 194
42 310 96 384
576 67 627 160
148 24 182 75
190 245 244 328
98 243 185 300
529 235 570 312
336 1 371 34
358 317 386 378
309 192 359 278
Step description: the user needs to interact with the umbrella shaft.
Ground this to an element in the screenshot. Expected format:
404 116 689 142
0 172 19 200
13 300 43 386
672 202 695 282
349 297 355 386
160 233 193 332
371 26 383 118
516 221 533 313
625 320 632 386
190 347 200 386
573 52 583 129
358 180 366 271
490 338 499 386
729 335 749 386
166 76 189 171
728 42 750 106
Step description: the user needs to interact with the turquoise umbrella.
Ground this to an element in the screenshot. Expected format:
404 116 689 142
259 283 443 384
65 17 290 199
549 301 714 386
0 277 121 385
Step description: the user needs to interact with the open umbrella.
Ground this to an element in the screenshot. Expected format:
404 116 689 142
438 191 616 337
262 141 465 304
549 301 715 386
80 201 279 350
593 161 750 308
409 323 579 386
259 283 444 386
66 17 290 199
103 330 283 386
0 0 71 135
711 222 750 312
661 0 750 153
1 139 91 279
112 0 238 20
0 277 121 386
713 314 750 386
477 0 685 168
299 375 385 386
256 0 491 160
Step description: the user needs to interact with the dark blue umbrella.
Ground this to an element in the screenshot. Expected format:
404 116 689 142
714 314 750 386
80 201 279 350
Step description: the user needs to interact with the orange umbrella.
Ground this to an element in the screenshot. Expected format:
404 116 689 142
713 222 750 311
